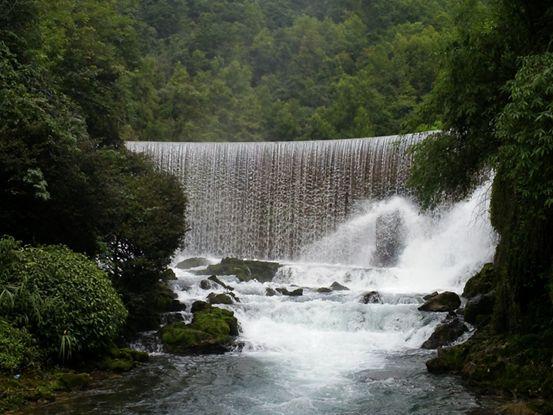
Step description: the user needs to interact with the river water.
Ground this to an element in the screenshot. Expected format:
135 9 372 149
33 184 497 414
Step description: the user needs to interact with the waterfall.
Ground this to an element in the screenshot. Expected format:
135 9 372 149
126 133 426 259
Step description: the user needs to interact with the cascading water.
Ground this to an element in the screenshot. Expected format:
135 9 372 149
127 133 426 259
35 136 497 414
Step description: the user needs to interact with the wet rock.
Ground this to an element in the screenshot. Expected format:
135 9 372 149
208 275 234 291
265 287 277 296
163 312 185 325
201 257 280 283
175 257 211 269
56 373 92 390
207 292 234 305
463 263 495 299
371 210 405 267
330 281 349 291
99 347 148 372
276 287 303 296
423 291 439 301
361 291 383 304
317 287 332 293
464 292 495 326
418 291 461 312
199 279 213 290
168 299 186 312
160 306 239 354
191 300 210 313
421 316 468 349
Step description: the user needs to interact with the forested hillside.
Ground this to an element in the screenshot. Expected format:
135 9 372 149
2 0 454 144
127 0 453 141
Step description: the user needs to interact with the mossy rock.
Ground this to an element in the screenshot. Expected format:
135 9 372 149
208 275 234 291
160 306 239 354
176 257 211 269
276 287 303 296
201 257 280 283
317 287 332 293
98 346 148 372
421 316 468 349
464 292 495 326
418 291 461 312
463 263 495 299
330 281 349 291
56 373 92 390
207 292 234 305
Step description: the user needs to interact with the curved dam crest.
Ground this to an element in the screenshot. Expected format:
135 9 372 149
127 133 426 259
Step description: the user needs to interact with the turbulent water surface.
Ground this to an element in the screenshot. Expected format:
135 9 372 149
33 136 497 414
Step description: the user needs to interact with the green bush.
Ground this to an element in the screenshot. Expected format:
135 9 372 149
0 318 38 372
0 237 127 360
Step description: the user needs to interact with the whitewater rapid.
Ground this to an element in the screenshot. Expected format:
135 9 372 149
169 184 496 403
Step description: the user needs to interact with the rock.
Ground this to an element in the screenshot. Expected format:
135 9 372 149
421 316 468 349
371 210 405 267
201 257 280 283
208 275 234 291
265 287 277 296
175 257 211 269
330 281 349 291
423 291 439 300
167 299 186 312
56 373 92 390
464 292 495 326
199 279 213 290
418 291 461 312
463 263 495 299
317 287 332 293
425 346 464 374
191 300 210 313
361 291 383 304
276 287 303 296
207 292 234 305
163 312 185 325
160 306 239 354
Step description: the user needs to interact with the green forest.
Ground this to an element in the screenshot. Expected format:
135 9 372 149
1 0 552 413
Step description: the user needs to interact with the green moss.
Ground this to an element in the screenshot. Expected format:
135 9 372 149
426 330 553 400
462 263 495 298
201 257 280 283
160 306 238 354
56 372 92 390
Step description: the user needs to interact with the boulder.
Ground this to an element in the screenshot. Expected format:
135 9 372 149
371 210 405 267
265 287 277 296
167 299 186 312
330 281 349 291
163 312 185 325
207 292 234 305
316 287 332 293
175 257 211 269
191 300 210 313
276 287 303 296
208 275 234 291
199 279 213 290
361 291 383 304
423 291 438 301
160 306 239 354
462 263 495 299
418 291 461 312
201 257 280 283
464 292 495 326
421 316 468 349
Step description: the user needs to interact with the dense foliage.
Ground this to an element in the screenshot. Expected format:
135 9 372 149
0 0 187 341
408 0 553 333
123 0 452 141
0 237 127 360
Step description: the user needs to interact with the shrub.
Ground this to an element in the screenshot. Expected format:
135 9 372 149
0 318 38 372
0 237 127 360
